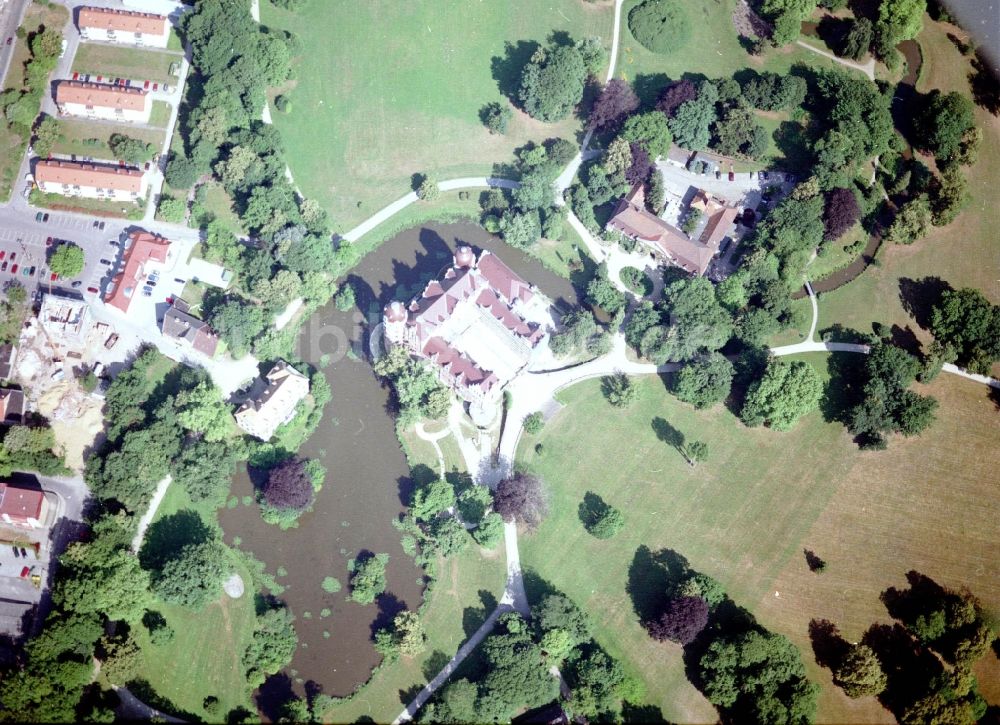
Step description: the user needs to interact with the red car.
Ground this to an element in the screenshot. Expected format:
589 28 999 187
152 82 159 91
45 236 53 247
72 71 79 80
11 264 18 274
50 272 57 282
87 286 98 293
96 75 103 82
20 566 30 578
10 252 16 261
0 251 6 260
143 80 150 89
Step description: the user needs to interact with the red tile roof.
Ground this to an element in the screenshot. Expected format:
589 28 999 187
78 6 168 35
104 231 170 313
607 187 720 276
0 482 44 522
56 80 148 112
700 207 740 250
477 251 533 304
35 160 144 193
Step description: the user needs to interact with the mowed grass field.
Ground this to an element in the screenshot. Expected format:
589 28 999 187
71 43 181 84
131 483 257 719
51 119 164 159
516 357 1000 723
817 18 1000 350
260 0 615 229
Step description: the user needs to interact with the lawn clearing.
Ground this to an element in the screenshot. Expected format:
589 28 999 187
132 482 257 719
260 0 614 228
816 18 1000 344
50 119 164 159
515 358 1000 722
193 181 245 233
149 100 172 128
29 188 145 219
72 43 181 84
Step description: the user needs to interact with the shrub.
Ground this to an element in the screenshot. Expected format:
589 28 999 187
473 512 505 549
482 101 513 134
321 576 341 593
349 552 389 605
333 284 355 311
274 94 290 112
628 0 689 54
523 411 544 435
417 176 440 201
601 372 640 408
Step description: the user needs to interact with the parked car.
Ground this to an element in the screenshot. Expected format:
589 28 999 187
49 272 57 281
42 213 49 222
92 220 100 228
71 280 82 288
21 267 29 276
45 236 53 247
143 285 153 293
0 252 5 261
1 262 7 272
99 258 112 265
6 37 12 46
728 171 735 181
142 288 152 297
35 212 43 222
10 252 16 261
174 278 186 284
152 82 159 91
10 265 18 274
108 240 119 247
72 71 79 80
98 221 105 230
143 80 150 89
87 286 98 293
12 545 19 557
20 547 27 558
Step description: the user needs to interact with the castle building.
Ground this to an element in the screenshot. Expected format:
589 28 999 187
383 247 549 405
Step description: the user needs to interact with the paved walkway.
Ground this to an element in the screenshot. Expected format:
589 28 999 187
795 39 876 80
414 422 448 478
130 476 172 552
343 178 520 243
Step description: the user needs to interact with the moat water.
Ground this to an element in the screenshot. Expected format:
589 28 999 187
218 221 578 697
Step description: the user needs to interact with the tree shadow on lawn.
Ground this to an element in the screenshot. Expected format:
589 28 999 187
491 39 540 103
820 351 866 427
808 617 852 670
577 490 612 531
461 589 498 639
625 545 689 626
632 72 671 109
422 649 452 683
138 509 213 572
255 672 297 723
897 276 953 331
650 416 686 461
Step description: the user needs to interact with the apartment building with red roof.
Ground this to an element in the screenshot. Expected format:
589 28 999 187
55 80 151 123
35 160 147 202
0 481 49 529
77 6 170 48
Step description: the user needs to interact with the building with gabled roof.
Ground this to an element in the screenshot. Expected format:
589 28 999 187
161 299 219 357
55 80 151 123
0 481 48 529
77 6 170 47
383 247 549 405
104 231 170 313
35 160 147 202
0 389 24 425
607 185 737 276
234 361 310 441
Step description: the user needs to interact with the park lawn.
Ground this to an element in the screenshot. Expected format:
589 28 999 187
0 124 26 203
816 17 1000 343
149 100 172 128
617 0 846 105
132 482 257 719
261 0 615 228
805 221 866 281
320 545 506 723
515 357 1000 722
50 119 164 159
195 181 246 233
71 43 181 84
766 294 813 347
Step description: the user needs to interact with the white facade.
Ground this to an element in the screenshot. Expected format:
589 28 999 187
58 95 151 123
37 173 147 202
79 25 168 47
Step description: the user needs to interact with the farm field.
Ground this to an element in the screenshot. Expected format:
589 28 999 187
260 0 615 229
515 359 1000 723
71 43 181 85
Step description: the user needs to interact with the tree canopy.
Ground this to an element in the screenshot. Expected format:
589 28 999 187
741 359 823 431
519 42 587 122
929 287 1000 374
49 243 85 278
627 0 690 54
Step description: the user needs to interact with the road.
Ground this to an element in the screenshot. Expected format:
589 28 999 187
0 0 29 89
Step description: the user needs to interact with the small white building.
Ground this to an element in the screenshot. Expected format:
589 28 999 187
35 160 147 202
234 361 310 441
55 80 151 124
77 6 170 48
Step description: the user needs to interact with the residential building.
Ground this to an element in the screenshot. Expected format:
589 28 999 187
0 481 49 529
104 231 170 313
34 160 147 202
0 389 24 424
234 361 310 441
161 299 219 357
383 247 549 405
77 6 170 48
607 185 736 276
0 344 16 380
55 80 151 123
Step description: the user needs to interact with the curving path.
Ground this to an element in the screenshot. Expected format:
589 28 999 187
795 39 876 80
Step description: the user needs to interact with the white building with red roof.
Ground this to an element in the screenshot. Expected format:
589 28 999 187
77 6 170 48
383 247 550 405
104 230 170 313
56 80 151 123
0 481 49 529
35 159 147 202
